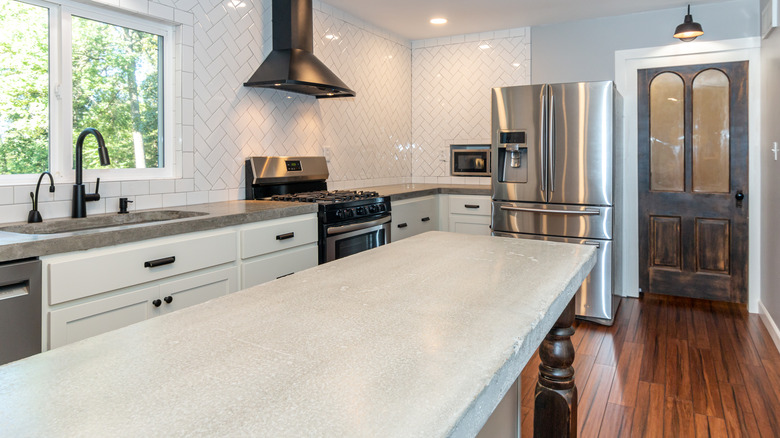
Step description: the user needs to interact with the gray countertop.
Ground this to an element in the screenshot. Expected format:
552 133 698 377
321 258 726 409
0 184 490 262
0 201 318 262
367 183 491 200
0 231 595 437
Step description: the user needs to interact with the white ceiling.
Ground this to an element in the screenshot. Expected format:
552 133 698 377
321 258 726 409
322 0 724 40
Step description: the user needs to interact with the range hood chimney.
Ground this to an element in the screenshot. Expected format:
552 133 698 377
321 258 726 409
243 0 355 99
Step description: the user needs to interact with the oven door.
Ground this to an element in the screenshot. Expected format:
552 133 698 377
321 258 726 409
323 215 391 263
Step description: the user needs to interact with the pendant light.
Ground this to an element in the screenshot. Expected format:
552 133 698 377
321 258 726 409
674 4 704 41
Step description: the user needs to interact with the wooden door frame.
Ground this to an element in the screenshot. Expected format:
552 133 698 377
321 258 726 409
614 37 762 313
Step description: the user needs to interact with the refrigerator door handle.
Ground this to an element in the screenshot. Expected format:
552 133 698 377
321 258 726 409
548 86 555 192
499 206 601 215
540 86 548 194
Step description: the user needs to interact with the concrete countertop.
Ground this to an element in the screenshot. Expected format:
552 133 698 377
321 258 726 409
0 201 318 262
0 231 596 437
365 183 491 201
0 184 490 262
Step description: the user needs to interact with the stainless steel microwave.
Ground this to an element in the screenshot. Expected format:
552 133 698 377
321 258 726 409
450 144 491 176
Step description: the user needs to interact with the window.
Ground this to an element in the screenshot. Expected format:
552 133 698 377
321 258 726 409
0 0 174 182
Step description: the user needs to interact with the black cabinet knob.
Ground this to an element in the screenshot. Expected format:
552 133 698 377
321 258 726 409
152 299 162 307
164 296 173 304
735 191 745 201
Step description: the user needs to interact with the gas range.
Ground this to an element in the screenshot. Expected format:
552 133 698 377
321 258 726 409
245 156 392 264
271 190 389 224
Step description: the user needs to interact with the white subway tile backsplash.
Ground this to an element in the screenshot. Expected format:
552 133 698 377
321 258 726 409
208 190 228 203
99 181 122 198
150 179 176 194
176 178 195 193
186 191 209 205
13 185 35 205
135 194 163 210
0 203 31 223
162 192 187 207
121 181 150 196
411 30 530 180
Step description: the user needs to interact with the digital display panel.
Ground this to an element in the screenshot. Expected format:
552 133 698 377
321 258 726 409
285 160 302 171
500 131 526 144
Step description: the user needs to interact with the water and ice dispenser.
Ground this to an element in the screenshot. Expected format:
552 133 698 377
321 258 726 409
496 131 528 183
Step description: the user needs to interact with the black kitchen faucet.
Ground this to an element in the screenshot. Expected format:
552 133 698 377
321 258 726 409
72 128 111 218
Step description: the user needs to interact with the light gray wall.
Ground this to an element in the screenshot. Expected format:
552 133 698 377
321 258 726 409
531 0 759 83
760 0 780 336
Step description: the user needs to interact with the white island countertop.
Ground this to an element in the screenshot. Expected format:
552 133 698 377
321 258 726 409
0 232 595 437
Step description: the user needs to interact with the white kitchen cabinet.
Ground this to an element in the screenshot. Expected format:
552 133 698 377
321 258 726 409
43 214 319 350
47 230 237 305
48 267 238 349
447 195 492 236
240 214 318 289
390 196 438 242
48 285 158 349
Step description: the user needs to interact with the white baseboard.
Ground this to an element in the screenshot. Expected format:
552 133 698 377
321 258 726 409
758 301 780 354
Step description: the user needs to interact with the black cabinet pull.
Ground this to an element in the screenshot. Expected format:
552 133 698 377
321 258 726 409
276 272 294 279
397 223 408 229
144 256 175 268
163 296 173 304
421 217 431 222
464 204 480 209
276 232 295 240
152 299 162 308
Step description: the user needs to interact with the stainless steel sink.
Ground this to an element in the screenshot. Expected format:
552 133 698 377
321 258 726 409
0 211 208 235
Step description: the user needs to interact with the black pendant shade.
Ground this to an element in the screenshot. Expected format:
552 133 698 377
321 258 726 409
674 4 704 42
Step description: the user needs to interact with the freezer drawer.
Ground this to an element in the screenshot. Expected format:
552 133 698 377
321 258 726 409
491 201 613 240
493 232 618 324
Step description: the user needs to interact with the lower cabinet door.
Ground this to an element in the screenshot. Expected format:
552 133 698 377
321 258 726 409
159 266 239 314
48 286 159 349
449 214 492 235
242 243 318 289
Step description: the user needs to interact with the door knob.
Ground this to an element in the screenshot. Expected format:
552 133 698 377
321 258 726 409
735 191 744 201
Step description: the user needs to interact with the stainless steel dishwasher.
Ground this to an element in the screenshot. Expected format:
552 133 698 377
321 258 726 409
0 258 42 365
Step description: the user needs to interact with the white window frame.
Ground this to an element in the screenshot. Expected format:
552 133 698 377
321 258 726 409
1 0 176 184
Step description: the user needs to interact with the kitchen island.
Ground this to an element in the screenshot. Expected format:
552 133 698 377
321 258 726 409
0 232 595 437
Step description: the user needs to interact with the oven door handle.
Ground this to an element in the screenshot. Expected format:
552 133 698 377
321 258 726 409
326 215 392 236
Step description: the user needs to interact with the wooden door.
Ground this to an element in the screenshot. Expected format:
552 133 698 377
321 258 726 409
638 61 748 302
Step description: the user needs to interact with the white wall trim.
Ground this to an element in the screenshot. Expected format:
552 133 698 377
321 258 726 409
614 37 762 313
759 301 780 354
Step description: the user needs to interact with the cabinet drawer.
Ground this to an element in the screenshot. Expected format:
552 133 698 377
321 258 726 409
449 195 491 216
48 231 236 305
242 243 318 288
391 196 437 242
241 214 317 259
160 267 238 313
49 285 158 349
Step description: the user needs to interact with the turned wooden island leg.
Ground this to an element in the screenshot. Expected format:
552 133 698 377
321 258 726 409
533 298 576 438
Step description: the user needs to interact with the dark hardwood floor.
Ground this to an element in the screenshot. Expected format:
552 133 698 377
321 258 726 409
520 293 780 437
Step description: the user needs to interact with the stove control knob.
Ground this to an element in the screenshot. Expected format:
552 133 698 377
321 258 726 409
346 209 355 218
336 210 345 219
356 206 366 216
368 205 378 214
378 204 386 212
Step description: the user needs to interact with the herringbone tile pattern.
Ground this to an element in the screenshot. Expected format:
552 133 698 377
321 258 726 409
180 0 412 193
411 30 530 178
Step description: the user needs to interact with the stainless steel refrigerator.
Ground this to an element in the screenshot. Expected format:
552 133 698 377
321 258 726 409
491 81 622 325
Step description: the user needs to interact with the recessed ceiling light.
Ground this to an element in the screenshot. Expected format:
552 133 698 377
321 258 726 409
511 62 521 68
430 18 447 25
479 43 491 50
325 34 339 40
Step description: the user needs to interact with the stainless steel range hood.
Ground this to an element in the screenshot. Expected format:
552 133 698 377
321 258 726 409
243 0 355 99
